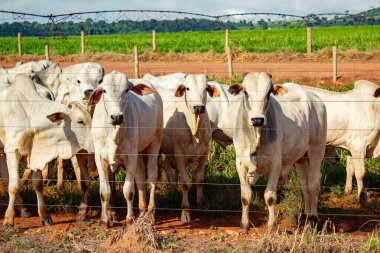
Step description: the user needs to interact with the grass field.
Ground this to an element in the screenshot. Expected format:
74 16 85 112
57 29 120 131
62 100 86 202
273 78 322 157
0 25 379 55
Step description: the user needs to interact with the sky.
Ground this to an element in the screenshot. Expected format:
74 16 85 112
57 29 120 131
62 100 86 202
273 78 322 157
1 0 378 16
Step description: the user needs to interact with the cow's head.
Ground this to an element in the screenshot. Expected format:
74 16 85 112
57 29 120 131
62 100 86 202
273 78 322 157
228 72 274 128
68 65 104 101
88 71 155 125
174 74 219 136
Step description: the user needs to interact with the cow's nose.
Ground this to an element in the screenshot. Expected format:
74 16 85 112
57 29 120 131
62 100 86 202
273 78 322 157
251 117 264 127
84 89 94 98
111 115 124 125
193 105 205 114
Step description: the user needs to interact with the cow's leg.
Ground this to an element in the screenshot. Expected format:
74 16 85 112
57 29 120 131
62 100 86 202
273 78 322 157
56 158 64 190
135 156 147 216
95 155 111 226
32 169 51 226
123 155 138 224
1 156 29 218
344 155 355 195
295 159 311 214
175 156 191 223
350 149 366 203
192 155 207 209
108 172 117 221
307 149 323 219
3 152 21 226
20 168 31 184
236 157 252 234
264 161 281 231
71 156 82 190
42 165 49 183
75 154 91 222
164 157 176 186
146 139 161 223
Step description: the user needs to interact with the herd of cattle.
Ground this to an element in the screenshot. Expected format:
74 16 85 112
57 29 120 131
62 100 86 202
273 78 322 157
0 60 379 232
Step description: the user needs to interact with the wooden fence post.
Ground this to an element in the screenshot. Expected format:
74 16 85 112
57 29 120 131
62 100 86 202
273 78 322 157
81 31 85 55
307 27 312 54
226 46 233 78
333 46 337 82
18 32 22 56
152 30 156 52
134 46 139 78
225 29 229 53
45 45 50 61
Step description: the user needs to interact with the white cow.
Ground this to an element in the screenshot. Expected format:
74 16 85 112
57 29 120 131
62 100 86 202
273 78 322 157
304 80 380 202
34 62 104 100
0 60 52 84
218 73 326 232
32 62 104 190
90 71 163 226
144 72 220 222
0 74 94 226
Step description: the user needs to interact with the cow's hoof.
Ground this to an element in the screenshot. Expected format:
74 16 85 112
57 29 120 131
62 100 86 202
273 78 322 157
42 217 52 226
3 219 14 228
125 217 133 225
99 220 110 228
268 223 277 232
19 209 31 218
181 213 191 223
108 210 117 222
239 228 249 235
76 214 86 223
344 188 352 196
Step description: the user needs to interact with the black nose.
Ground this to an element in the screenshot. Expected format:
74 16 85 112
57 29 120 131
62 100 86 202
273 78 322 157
84 89 94 98
111 115 123 125
193 105 205 114
251 117 264 127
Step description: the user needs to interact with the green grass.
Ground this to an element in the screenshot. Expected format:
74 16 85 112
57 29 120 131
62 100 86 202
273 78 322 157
0 26 379 55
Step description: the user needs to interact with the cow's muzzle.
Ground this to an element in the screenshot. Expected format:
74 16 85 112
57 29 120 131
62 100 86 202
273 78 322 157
84 89 94 98
193 105 205 114
251 117 264 127
111 114 124 125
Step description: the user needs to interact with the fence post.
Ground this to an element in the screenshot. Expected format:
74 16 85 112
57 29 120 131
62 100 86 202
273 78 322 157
152 30 156 52
225 29 229 53
45 45 50 61
134 46 139 78
333 46 337 82
18 32 22 56
307 27 312 54
226 46 233 78
81 31 85 55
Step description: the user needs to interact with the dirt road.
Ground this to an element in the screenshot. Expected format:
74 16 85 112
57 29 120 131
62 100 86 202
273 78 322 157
1 61 379 87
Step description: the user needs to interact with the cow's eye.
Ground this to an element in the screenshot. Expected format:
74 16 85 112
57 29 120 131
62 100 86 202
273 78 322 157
77 80 81 84
186 87 189 91
77 120 85 125
103 90 107 94
98 78 103 84
244 91 248 96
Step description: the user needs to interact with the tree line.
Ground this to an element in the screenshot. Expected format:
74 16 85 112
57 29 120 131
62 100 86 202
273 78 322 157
0 8 379 37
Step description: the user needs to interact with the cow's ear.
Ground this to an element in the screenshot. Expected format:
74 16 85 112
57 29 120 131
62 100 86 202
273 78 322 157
266 73 273 79
47 112 66 123
242 72 249 78
273 85 288 96
373 88 380 98
206 85 220 97
129 84 156 96
87 87 103 116
228 84 244 95
175 84 187 97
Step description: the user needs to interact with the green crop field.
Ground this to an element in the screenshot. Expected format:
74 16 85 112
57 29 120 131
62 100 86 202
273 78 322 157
0 25 379 55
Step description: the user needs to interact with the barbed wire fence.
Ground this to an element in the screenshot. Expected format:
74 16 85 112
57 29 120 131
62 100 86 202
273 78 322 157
0 9 379 226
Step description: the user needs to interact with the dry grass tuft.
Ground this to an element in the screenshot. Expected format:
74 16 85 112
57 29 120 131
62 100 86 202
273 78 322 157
101 214 159 253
